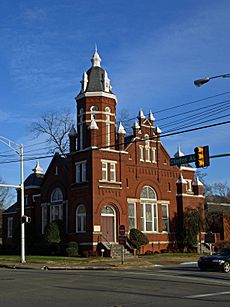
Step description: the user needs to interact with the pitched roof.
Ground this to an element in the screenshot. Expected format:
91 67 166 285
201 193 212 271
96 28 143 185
3 202 18 214
24 173 44 187
85 66 113 93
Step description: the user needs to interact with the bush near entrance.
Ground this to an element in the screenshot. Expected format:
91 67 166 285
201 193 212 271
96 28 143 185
129 228 149 252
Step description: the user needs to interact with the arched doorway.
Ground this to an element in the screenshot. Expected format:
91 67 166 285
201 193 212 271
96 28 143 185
101 206 116 242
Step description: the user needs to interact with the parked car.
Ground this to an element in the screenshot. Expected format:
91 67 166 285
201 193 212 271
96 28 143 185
198 248 230 273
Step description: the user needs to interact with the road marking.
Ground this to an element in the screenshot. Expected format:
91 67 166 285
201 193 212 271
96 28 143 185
179 262 197 265
111 270 230 286
185 291 230 298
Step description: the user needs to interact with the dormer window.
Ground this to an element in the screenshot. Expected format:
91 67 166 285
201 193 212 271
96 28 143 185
103 71 110 92
80 72 88 92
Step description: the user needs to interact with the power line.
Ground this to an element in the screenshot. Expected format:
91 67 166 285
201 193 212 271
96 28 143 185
1 91 229 157
157 99 230 124
163 113 230 135
0 119 229 166
118 91 230 124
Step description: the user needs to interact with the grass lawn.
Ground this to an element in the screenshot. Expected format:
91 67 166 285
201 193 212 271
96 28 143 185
0 253 202 267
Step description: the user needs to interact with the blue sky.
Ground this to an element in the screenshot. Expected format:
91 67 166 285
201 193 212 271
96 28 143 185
0 0 230 193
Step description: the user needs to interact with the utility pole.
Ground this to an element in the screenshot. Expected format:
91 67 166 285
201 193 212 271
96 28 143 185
0 136 25 263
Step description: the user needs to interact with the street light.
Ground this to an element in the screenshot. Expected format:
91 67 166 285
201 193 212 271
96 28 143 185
194 73 230 87
0 136 25 263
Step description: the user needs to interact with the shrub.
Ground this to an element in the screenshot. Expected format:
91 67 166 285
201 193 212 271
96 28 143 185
66 241 79 257
129 228 149 250
145 250 154 255
44 221 61 244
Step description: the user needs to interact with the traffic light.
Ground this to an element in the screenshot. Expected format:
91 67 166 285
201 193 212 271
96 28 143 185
194 145 210 168
21 215 31 223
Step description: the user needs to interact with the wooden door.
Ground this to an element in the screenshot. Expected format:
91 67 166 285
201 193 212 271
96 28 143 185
101 215 114 242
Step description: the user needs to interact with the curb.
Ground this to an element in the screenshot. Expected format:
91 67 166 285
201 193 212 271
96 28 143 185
41 266 110 270
0 264 113 270
0 261 198 271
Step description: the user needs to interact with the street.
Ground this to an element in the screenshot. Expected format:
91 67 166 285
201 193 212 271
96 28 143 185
1 264 230 306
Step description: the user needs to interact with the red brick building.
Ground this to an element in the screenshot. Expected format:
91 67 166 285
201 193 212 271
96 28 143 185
2 50 205 254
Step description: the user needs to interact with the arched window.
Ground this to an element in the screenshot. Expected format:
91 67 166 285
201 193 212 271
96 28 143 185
90 105 99 120
140 186 158 232
51 188 63 203
50 188 63 222
76 204 86 232
79 108 84 150
105 107 111 147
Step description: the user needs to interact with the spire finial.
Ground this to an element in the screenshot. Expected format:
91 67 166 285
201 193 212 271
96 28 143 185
88 117 99 130
32 161 44 174
91 46 101 67
117 122 126 134
138 109 145 119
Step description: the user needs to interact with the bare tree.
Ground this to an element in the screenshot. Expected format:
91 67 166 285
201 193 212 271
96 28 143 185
206 181 230 203
30 109 74 154
117 108 133 135
0 177 13 209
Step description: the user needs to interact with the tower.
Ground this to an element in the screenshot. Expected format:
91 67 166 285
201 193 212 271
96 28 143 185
75 48 117 150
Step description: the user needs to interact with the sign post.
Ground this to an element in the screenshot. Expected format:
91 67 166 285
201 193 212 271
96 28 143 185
205 232 216 255
119 225 126 264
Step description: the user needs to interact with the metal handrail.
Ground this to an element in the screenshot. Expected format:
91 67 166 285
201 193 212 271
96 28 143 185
100 234 112 249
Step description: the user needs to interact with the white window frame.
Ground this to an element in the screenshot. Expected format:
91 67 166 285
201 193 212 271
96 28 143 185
51 188 63 203
105 107 111 147
145 146 151 162
50 204 63 222
101 160 117 182
140 186 158 233
152 148 156 163
141 203 158 232
139 145 144 161
76 161 87 183
102 161 108 181
76 204 86 233
50 188 63 222
79 108 84 150
110 162 116 182
90 105 99 120
128 202 136 230
186 180 192 192
161 204 170 232
41 205 47 234
7 217 13 238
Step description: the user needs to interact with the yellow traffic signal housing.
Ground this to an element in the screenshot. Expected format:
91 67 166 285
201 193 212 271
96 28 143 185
194 145 210 168
21 215 31 223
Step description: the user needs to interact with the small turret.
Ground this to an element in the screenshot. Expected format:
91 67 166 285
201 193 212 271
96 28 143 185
193 176 203 195
69 125 77 153
88 118 99 147
117 122 126 150
176 174 187 194
132 120 140 137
